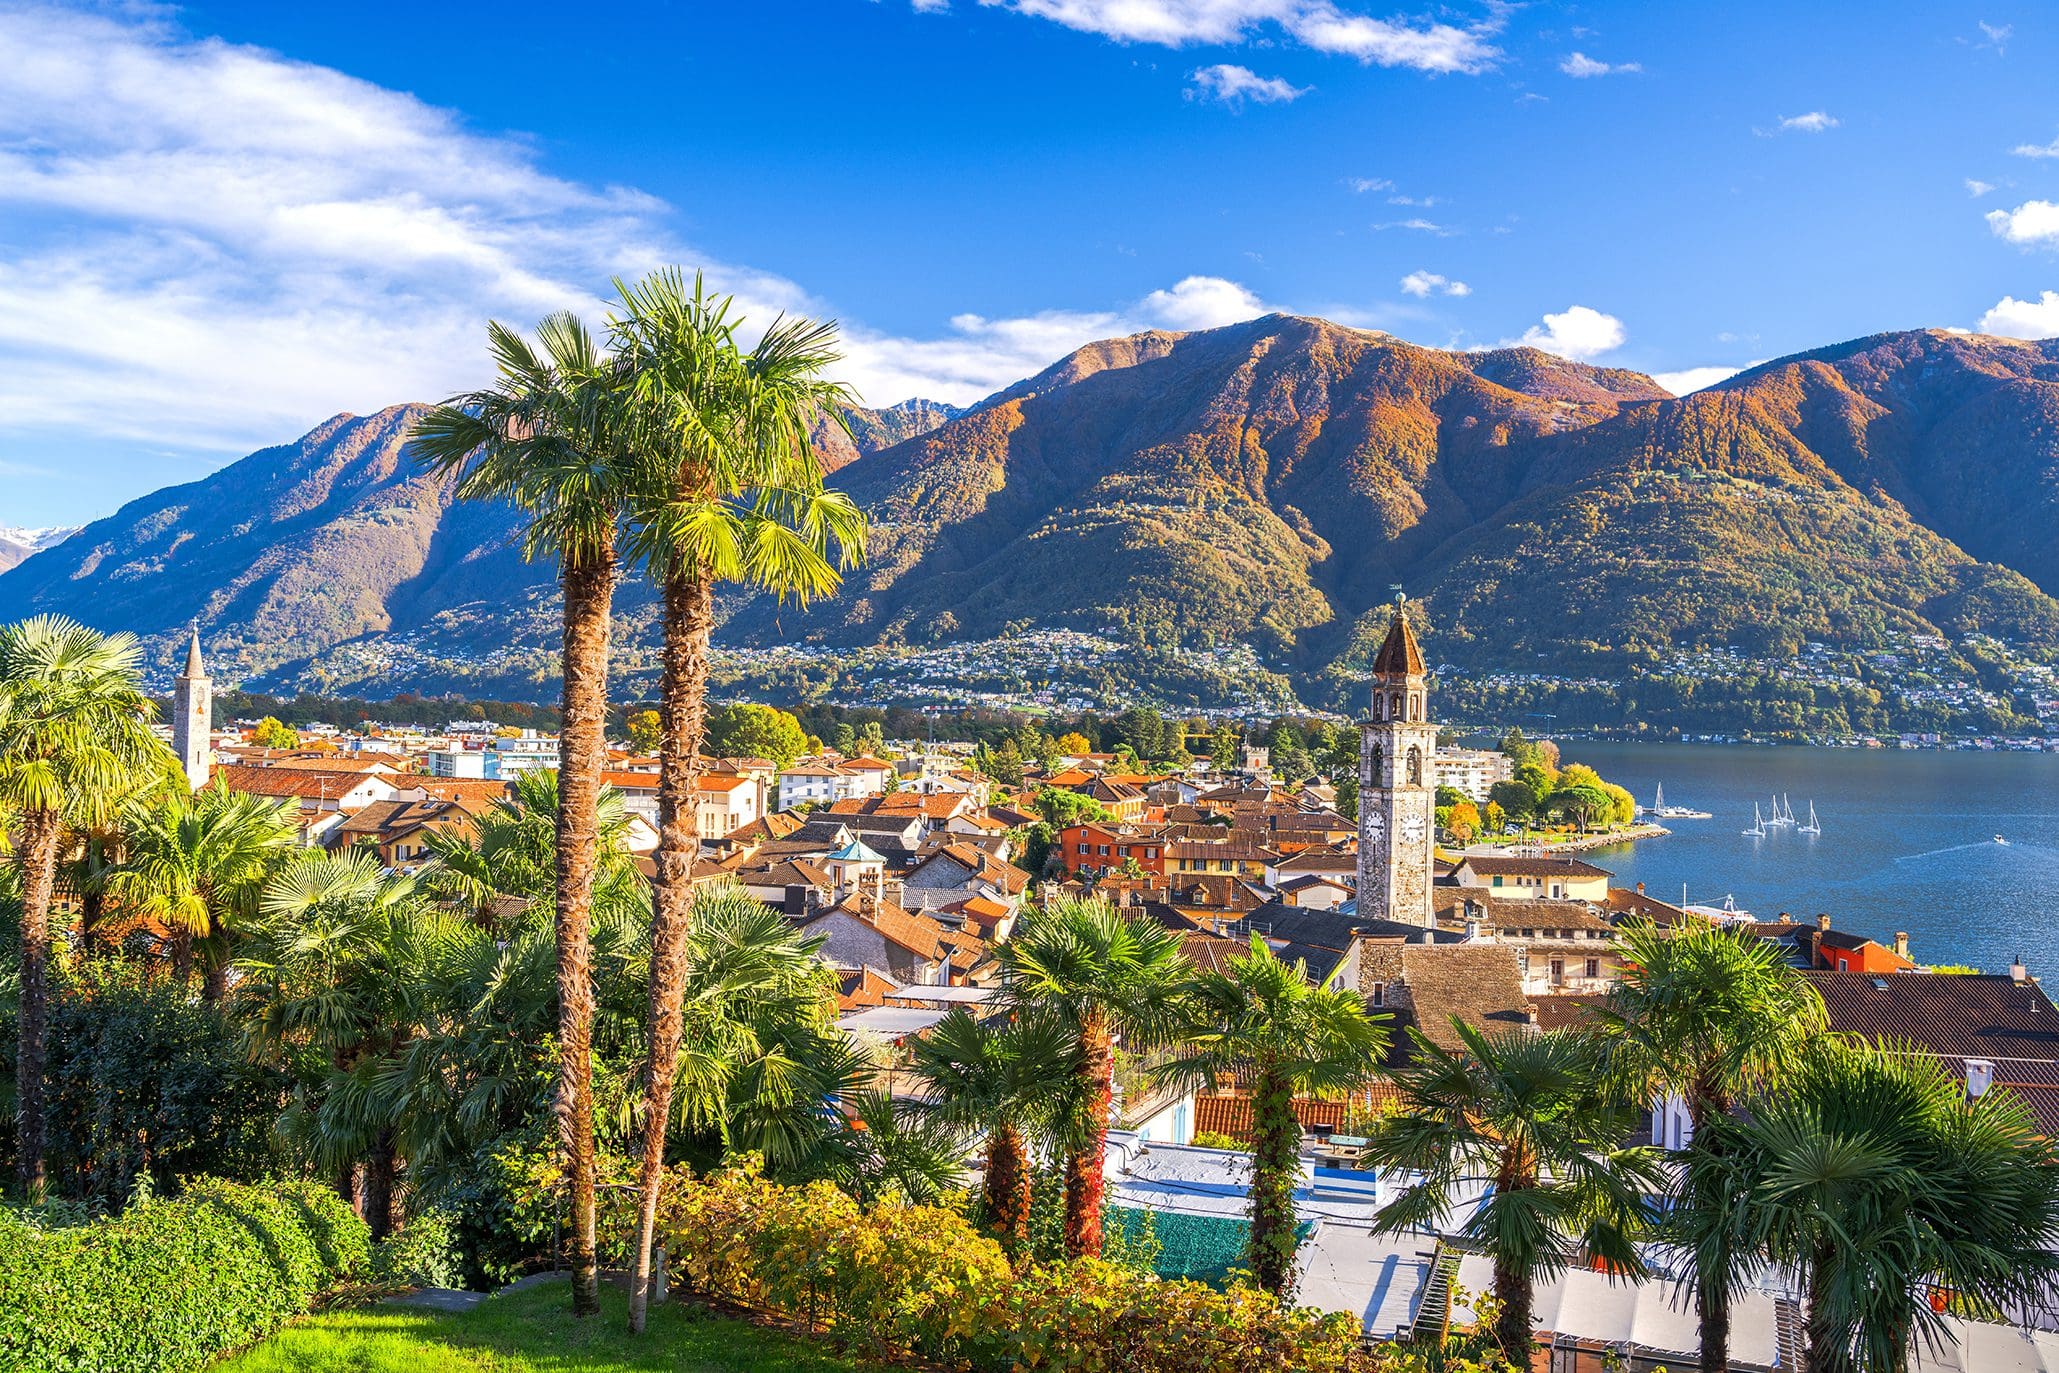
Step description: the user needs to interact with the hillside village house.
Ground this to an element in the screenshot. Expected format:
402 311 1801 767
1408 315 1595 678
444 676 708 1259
1449 854 1612 902
600 769 761 839
776 757 888 810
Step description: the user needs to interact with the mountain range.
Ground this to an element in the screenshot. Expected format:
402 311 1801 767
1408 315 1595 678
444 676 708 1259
2 317 2056 715
0 526 77 575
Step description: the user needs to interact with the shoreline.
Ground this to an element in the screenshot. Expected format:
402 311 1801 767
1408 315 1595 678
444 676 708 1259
1461 822 1670 857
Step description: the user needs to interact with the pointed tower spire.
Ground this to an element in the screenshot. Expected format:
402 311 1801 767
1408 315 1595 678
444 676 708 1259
1372 594 1424 678
173 625 212 791
181 625 205 679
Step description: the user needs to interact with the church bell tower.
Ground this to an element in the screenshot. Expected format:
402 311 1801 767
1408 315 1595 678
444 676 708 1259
173 628 213 792
1356 598 1437 927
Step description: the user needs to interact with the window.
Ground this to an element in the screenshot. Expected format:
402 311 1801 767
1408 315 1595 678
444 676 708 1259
1585 958 1600 979
1368 982 1386 1007
1549 958 1565 983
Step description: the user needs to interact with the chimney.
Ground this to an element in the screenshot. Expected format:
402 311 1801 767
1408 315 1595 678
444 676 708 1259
1524 1004 1540 1026
1966 1059 1995 1100
1635 882 1646 895
2013 954 2030 985
1816 913 1832 932
1893 931 1910 961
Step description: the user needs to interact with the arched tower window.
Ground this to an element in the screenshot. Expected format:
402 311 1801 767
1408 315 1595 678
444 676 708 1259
1369 743 1384 789
1407 746 1423 786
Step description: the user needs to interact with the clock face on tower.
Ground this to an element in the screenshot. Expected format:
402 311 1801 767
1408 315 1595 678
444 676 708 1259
1399 812 1426 846
1363 809 1386 843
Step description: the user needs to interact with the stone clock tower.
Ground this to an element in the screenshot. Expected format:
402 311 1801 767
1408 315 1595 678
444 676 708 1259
1355 600 1437 927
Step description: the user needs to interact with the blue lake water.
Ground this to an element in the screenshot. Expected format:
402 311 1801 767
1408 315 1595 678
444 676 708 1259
1524 742 2059 975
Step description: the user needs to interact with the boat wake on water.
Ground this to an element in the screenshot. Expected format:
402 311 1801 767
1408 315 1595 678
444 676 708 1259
1895 839 2057 863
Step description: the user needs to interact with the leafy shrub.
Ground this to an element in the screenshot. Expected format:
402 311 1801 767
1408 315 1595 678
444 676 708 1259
1191 1130 1244 1150
660 1157 1402 1372
372 1207 463 1290
0 1177 369 1373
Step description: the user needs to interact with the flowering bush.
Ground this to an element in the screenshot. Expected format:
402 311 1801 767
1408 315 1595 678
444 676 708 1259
657 1157 1502 1373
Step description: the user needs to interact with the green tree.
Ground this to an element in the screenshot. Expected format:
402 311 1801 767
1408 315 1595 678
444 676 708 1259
1366 1023 1660 1362
1595 920 1826 1373
976 739 1026 788
251 716 300 749
832 722 857 756
413 307 640 1316
1489 779 1537 825
111 780 297 995
1209 722 1241 772
997 898 1187 1257
625 709 663 755
610 270 863 1333
909 1009 1075 1261
1158 936 1389 1294
1031 785 1117 829
235 847 430 1240
1114 707 1166 761
1548 783 1610 831
0 615 174 1201
1729 1040 2059 1371
703 702 810 769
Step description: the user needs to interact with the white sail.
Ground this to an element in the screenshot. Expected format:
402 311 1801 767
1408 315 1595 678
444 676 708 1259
1799 801 1821 836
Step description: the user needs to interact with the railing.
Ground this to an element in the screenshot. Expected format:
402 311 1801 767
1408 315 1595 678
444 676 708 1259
1411 1239 1461 1343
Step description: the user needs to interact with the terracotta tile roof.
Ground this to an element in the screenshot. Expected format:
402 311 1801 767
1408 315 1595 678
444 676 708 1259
1806 971 2059 1059
1457 855 1612 880
1192 1090 1399 1144
805 897 947 963
213 765 383 800
1168 840 1281 862
837 966 900 1013
1386 944 1532 1057
726 811 809 843
1371 609 1425 676
1179 933 1253 975
410 778 515 805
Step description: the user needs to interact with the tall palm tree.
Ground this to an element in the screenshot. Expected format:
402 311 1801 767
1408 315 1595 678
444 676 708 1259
417 768 639 916
1365 1022 1661 1363
909 1008 1076 1261
234 847 427 1240
1157 935 1390 1295
997 896 1188 1257
0 615 174 1201
112 780 298 996
1593 918 1825 1373
1729 1039 2059 1372
607 270 866 1333
412 313 636 1316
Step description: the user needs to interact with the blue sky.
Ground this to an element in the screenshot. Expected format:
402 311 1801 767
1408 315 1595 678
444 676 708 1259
4 0 2059 528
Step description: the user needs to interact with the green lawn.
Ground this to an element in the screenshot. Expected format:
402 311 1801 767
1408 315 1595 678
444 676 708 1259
213 1278 868 1373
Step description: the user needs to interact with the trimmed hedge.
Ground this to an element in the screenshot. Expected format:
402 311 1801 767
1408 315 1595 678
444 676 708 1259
0 1178 370 1373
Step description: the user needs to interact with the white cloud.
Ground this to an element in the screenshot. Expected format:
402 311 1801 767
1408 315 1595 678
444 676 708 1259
1345 176 1393 193
1652 365 1740 396
1978 291 2059 338
1376 217 1454 235
1986 200 2059 247
1560 51 1640 77
2014 135 2059 159
1978 20 2011 53
1186 63 1310 105
0 0 1304 473
1399 270 1469 298
1387 193 1437 206
957 1 1502 73
1967 178 1998 197
1506 305 1626 360
1777 111 1839 133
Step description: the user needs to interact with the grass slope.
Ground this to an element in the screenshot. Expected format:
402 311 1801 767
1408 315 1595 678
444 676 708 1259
213 1278 866 1373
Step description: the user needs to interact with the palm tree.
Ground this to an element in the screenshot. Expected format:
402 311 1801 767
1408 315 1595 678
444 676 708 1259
417 768 639 916
0 615 175 1201
112 781 298 996
1593 918 1826 1373
1365 1022 1661 1363
234 847 427 1240
607 270 867 1332
412 313 637 1316
997 896 1188 1257
1729 1039 2059 1372
909 1008 1076 1261
1157 935 1390 1295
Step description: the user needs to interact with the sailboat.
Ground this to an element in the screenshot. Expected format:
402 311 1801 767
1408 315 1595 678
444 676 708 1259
1648 782 1713 820
1798 801 1821 836
1766 792 1794 828
1743 803 1767 837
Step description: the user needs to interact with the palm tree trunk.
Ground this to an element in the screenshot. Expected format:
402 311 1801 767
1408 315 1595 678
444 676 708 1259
78 885 103 961
1688 1095 1732 1373
627 564 715 1335
1806 1240 1847 1373
1063 1011 1113 1257
986 1119 1032 1262
1493 1255 1534 1368
13 808 62 1204
1247 1063 1301 1295
363 1131 398 1244
553 550 616 1319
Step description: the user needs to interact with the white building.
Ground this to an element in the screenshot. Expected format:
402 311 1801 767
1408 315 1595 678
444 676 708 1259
1435 747 1514 803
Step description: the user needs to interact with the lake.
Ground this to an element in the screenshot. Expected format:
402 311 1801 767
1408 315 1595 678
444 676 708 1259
1526 742 2059 975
